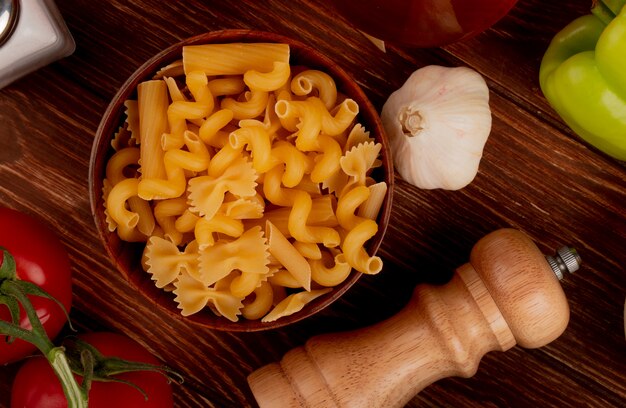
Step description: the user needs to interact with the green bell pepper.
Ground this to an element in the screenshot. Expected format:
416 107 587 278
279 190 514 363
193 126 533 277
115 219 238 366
539 0 626 161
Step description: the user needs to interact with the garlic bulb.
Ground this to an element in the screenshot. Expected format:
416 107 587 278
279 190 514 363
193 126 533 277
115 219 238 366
381 65 492 190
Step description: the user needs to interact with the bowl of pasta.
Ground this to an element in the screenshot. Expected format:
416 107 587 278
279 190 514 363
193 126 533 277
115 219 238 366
89 29 393 331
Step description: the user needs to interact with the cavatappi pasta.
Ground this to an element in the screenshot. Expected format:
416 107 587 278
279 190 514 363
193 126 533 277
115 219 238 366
103 42 387 323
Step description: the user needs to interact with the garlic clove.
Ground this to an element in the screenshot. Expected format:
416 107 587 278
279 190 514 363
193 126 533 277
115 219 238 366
381 65 492 190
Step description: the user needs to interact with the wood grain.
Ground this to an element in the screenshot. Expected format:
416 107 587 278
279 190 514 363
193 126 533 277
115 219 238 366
1 0 625 407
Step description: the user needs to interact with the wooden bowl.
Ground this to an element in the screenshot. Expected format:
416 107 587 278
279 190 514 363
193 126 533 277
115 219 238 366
88 29 393 332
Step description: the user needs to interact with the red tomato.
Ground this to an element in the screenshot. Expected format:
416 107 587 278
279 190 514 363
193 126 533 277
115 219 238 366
0 207 72 364
324 0 519 47
10 332 174 408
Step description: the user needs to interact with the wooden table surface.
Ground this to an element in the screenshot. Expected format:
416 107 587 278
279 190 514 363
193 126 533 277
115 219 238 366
1 0 625 406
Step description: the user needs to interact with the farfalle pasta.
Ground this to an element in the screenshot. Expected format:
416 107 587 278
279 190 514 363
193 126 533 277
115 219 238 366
187 157 257 219
102 42 388 323
144 237 200 288
197 226 269 287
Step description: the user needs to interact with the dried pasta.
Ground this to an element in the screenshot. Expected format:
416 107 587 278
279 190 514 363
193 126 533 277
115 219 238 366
244 61 291 92
196 226 269 287
268 269 302 289
241 281 274 320
107 178 141 231
261 288 332 323
120 100 140 148
221 90 269 120
311 251 352 287
269 140 312 188
358 182 388 220
309 134 342 184
153 197 188 245
293 241 322 260
291 69 337 110
288 191 341 248
341 219 383 275
199 109 234 147
194 213 244 250
138 130 210 200
104 148 142 226
173 271 243 321
137 80 168 179
163 72 214 151
229 126 273 173
244 195 337 239
345 123 375 152
266 221 311 291
182 43 290 76
187 157 257 220
336 185 370 231
340 141 382 196
101 41 388 323
239 94 283 135
208 76 246 96
144 237 200 288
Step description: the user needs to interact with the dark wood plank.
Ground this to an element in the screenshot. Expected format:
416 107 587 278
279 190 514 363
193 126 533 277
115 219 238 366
1 0 625 407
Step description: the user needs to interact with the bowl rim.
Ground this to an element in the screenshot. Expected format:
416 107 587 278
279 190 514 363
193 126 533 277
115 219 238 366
88 29 394 332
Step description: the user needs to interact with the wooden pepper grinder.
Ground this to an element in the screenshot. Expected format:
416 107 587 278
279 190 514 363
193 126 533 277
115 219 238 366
247 228 581 407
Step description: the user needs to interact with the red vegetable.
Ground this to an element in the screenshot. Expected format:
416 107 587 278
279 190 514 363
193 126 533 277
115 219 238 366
10 332 175 408
324 0 519 47
0 208 178 407
0 207 72 364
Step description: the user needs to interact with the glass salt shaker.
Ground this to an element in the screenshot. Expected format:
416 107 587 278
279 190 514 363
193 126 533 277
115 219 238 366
0 0 75 89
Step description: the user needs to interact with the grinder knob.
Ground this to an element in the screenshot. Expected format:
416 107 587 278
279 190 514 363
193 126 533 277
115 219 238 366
247 229 580 407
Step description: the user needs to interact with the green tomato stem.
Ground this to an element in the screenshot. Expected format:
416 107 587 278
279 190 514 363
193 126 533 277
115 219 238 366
79 348 95 397
2 280 50 341
0 319 49 352
49 347 89 408
1 248 182 404
0 247 17 280
0 249 87 407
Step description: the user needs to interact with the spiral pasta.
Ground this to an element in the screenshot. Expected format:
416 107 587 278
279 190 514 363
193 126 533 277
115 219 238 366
291 69 337 110
138 130 210 200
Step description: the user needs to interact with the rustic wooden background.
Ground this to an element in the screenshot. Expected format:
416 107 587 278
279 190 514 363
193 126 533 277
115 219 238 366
1 0 625 406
